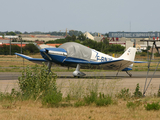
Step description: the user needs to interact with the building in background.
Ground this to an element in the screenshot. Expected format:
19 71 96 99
108 32 160 50
84 32 94 40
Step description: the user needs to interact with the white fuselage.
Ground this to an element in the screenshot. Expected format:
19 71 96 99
90 49 117 62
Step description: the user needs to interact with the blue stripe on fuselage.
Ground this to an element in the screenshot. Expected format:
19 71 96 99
64 58 123 65
49 54 66 63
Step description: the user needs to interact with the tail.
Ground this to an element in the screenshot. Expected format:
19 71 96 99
119 47 137 61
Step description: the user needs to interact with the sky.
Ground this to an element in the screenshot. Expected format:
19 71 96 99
1 0 160 33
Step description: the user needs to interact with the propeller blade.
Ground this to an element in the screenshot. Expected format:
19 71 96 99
33 43 41 50
43 49 52 61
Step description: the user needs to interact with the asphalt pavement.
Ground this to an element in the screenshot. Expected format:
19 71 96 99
0 71 160 80
0 71 160 96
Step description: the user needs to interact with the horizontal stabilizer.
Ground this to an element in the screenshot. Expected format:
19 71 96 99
133 61 147 63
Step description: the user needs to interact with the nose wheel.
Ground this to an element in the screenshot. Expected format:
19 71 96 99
73 64 86 77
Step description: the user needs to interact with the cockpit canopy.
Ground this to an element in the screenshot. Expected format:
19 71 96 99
59 42 92 61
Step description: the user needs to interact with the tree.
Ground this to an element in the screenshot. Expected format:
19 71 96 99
65 36 72 42
65 35 77 42
103 38 109 46
82 38 125 54
77 34 86 41
71 35 76 41
2 34 4 39
23 44 39 54
68 30 83 36
45 39 67 44
0 44 21 55
108 44 125 53
24 31 28 34
0 44 9 55
6 31 16 36
14 31 22 34
104 33 109 37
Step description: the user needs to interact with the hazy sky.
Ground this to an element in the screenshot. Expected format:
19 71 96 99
1 0 160 33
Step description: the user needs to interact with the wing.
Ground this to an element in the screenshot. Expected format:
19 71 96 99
15 53 47 64
64 58 133 71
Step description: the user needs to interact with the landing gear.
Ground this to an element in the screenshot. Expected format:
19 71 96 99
126 71 132 77
73 64 86 77
47 62 52 73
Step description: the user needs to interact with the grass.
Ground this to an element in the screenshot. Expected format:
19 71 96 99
1 98 160 119
144 102 160 110
0 96 159 119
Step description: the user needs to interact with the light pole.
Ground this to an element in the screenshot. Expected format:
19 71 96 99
19 35 22 53
10 38 11 55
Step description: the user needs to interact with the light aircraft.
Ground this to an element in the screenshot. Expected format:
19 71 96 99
15 42 142 77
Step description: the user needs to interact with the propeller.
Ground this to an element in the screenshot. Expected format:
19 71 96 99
33 43 53 73
43 48 52 61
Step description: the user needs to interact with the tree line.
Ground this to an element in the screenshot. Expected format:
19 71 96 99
0 44 39 55
0 31 109 37
0 32 124 55
46 34 125 54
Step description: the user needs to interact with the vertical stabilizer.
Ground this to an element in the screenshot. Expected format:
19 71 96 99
119 47 137 61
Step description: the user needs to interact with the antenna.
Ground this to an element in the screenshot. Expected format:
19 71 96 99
130 21 131 32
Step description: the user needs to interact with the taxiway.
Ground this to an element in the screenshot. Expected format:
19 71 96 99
0 71 160 96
